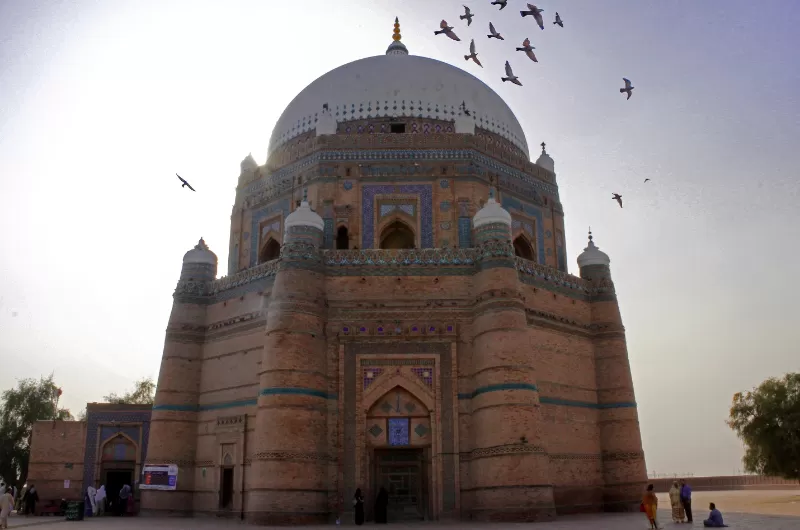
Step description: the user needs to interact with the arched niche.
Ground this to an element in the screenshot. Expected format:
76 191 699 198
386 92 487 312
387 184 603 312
258 238 280 263
336 225 349 249
379 220 415 250
100 434 137 462
365 385 432 448
513 234 534 261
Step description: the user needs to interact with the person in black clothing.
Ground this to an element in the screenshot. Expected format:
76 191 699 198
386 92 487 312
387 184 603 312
353 488 364 525
24 485 38 516
374 487 389 524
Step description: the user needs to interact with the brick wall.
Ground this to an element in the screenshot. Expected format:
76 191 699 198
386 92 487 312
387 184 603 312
650 475 800 493
28 420 87 504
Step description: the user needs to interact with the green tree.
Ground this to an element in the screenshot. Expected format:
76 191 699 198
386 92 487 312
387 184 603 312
728 372 800 480
103 377 156 405
0 375 73 488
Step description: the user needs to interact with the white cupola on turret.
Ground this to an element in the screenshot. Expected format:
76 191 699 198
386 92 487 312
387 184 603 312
535 142 555 172
183 238 217 265
284 189 325 233
576 230 610 268
472 188 512 229
240 153 258 173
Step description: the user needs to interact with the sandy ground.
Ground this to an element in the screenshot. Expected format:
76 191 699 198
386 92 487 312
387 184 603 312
657 489 800 517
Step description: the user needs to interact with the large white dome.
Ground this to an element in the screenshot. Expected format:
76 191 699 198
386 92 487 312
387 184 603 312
267 51 529 158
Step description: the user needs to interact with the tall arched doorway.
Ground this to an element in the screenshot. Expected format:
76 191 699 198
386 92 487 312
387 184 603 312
258 238 280 263
379 221 415 250
513 235 534 261
336 226 349 250
100 435 137 513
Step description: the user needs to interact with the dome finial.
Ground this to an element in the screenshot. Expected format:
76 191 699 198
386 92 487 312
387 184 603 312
386 16 409 55
488 187 496 200
393 17 402 42
541 141 547 154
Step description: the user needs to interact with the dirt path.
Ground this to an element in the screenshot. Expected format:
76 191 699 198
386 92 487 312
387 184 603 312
658 489 800 517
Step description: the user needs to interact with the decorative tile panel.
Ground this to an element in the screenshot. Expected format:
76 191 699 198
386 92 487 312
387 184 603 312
411 367 434 388
440 179 449 189
502 196 545 265
83 410 151 490
323 219 335 249
388 418 410 446
362 185 433 248
363 368 384 390
440 200 451 212
414 423 429 437
458 218 472 248
249 198 291 267
379 204 415 218
369 424 383 438
343 180 353 191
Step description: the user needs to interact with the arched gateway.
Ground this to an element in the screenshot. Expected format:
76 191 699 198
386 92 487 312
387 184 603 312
143 17 647 526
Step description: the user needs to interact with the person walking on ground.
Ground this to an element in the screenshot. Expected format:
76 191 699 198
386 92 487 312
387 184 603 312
117 485 131 517
703 502 728 527
641 484 661 529
0 486 15 529
668 480 686 523
374 486 389 524
23 485 38 516
353 488 365 525
86 485 97 516
680 479 693 523
95 486 106 516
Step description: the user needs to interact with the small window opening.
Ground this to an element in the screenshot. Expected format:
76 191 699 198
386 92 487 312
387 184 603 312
390 123 406 134
336 226 349 250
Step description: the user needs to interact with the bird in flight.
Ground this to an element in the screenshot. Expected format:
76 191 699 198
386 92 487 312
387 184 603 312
460 101 472 117
516 38 538 62
434 20 460 41
491 0 508 10
464 39 483 67
176 173 196 191
554 12 564 27
488 22 504 40
521 4 545 30
501 61 522 86
460 5 474 26
644 178 651 183
620 78 634 100
612 193 623 208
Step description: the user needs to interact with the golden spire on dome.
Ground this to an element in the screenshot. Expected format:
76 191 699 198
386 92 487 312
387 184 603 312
392 17 402 41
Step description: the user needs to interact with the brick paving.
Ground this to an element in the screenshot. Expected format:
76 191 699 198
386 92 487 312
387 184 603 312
5 510 800 530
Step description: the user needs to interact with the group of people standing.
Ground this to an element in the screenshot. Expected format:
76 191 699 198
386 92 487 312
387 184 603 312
352 487 389 525
86 484 131 517
0 483 38 528
643 480 727 528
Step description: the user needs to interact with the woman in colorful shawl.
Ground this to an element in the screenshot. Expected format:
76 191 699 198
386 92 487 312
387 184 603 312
669 481 685 523
642 484 660 529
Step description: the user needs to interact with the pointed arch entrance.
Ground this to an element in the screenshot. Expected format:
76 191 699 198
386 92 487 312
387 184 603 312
362 381 432 521
379 221 416 249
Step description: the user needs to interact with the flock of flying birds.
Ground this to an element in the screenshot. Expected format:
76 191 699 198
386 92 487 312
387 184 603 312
436 2 644 208
175 4 645 208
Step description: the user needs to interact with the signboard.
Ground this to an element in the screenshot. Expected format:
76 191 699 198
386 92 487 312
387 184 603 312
140 464 178 491
64 479 70 489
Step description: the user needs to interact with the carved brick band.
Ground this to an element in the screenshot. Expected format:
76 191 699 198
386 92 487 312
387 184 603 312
602 451 645 461
253 451 334 463
463 443 547 461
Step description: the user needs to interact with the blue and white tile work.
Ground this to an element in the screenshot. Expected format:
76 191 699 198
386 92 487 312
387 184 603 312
458 218 472 248
502 196 546 265
82 408 151 490
362 185 433 248
249 198 290 267
379 204 415 218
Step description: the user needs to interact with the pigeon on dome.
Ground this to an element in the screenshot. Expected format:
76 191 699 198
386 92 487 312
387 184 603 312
521 4 545 30
516 38 538 62
464 39 483 67
386 17 408 55
460 5 474 26
434 20 461 41
501 61 522 86
488 22 504 40
491 0 508 10
577 229 611 268
620 78 634 99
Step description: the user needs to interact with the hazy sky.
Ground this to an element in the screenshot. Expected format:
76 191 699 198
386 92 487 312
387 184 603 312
1 0 798 477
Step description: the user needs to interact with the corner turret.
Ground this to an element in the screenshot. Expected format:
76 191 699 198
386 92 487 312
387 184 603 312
180 238 218 282
536 142 555 172
472 188 512 245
